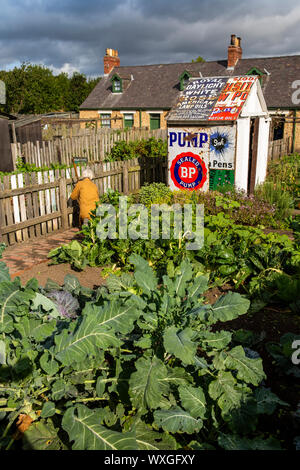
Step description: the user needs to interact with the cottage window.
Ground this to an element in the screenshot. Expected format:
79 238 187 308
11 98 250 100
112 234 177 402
100 114 111 128
179 71 191 91
124 113 134 128
112 77 122 93
246 67 264 85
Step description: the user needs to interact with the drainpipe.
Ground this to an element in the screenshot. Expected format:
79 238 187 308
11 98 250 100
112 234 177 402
292 109 296 153
139 110 142 128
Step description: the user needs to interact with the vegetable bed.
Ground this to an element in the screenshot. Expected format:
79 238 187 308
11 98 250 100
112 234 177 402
1 241 300 450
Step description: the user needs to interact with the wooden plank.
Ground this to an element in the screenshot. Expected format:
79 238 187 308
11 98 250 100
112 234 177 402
24 173 35 238
49 170 58 231
3 176 16 245
31 172 41 237
1 211 63 234
43 171 52 234
59 178 68 230
37 171 46 235
0 177 8 244
11 175 22 242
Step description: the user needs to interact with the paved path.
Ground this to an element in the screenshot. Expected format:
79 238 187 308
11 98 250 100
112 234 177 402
2 228 80 277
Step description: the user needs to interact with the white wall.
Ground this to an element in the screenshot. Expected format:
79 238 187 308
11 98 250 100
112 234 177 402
235 117 250 192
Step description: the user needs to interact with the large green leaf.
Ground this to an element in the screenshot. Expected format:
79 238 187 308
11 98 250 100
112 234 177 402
163 326 198 365
223 346 266 386
106 273 134 293
154 407 203 434
208 292 250 323
198 331 232 351
54 311 120 366
63 274 81 293
173 259 193 297
254 387 288 415
62 405 137 450
31 292 60 317
188 274 209 301
0 282 34 333
129 254 158 295
129 356 170 411
135 422 177 450
40 351 60 376
83 301 141 335
208 371 244 415
179 385 207 419
23 420 64 450
16 317 57 342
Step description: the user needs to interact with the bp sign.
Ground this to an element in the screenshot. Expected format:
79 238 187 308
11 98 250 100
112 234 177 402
170 152 207 190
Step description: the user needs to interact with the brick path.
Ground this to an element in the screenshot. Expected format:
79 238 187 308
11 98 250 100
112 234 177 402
2 228 80 277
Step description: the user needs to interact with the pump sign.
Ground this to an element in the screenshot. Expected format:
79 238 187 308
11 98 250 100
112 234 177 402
168 126 236 191
170 152 207 190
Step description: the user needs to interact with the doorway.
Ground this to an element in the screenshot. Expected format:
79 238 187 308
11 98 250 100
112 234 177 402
247 117 259 194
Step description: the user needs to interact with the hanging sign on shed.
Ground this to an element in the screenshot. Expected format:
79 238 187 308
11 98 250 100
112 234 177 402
208 76 256 121
168 75 257 122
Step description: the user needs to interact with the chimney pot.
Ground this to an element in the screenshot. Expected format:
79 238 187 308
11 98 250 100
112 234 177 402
227 34 242 69
103 48 120 75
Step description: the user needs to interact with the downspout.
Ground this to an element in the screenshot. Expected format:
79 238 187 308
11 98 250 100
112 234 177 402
139 110 142 128
292 109 296 153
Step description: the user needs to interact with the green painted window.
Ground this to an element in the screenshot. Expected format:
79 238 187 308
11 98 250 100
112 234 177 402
124 113 134 128
179 71 191 91
150 113 160 130
111 74 122 93
100 114 111 128
246 67 264 85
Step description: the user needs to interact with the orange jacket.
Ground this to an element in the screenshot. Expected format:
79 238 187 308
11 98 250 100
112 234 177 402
70 178 99 220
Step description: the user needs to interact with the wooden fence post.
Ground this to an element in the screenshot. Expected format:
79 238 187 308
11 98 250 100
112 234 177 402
59 177 68 230
123 162 129 195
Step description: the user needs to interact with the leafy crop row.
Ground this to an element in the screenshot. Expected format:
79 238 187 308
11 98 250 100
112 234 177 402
0 247 292 450
48 192 300 305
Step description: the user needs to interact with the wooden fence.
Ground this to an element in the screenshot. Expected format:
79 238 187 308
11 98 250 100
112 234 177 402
268 136 292 161
0 157 167 246
10 128 167 169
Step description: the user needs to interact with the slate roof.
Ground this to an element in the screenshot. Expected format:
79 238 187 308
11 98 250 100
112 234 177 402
80 55 300 111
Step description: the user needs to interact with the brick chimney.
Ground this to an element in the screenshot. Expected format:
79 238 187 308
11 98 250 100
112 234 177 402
103 48 120 75
227 34 242 69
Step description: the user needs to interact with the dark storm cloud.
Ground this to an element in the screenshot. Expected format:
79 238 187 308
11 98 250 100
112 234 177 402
0 0 299 77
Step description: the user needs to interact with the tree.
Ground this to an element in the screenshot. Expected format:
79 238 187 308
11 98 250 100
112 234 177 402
191 56 205 63
0 63 101 115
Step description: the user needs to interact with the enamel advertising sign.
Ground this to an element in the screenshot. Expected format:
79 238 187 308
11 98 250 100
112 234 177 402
208 76 256 121
167 76 257 122
168 127 210 191
170 152 208 190
168 126 236 191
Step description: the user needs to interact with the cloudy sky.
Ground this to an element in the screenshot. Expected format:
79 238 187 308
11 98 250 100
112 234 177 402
1 0 300 77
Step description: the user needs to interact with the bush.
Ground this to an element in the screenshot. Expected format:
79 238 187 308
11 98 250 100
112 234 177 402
138 183 173 208
105 137 167 162
266 154 299 205
255 182 294 220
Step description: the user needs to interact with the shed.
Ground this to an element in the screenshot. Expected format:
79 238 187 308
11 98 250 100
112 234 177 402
0 111 17 172
166 75 270 194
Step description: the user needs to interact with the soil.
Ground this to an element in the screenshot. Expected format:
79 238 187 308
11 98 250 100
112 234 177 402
14 261 106 289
